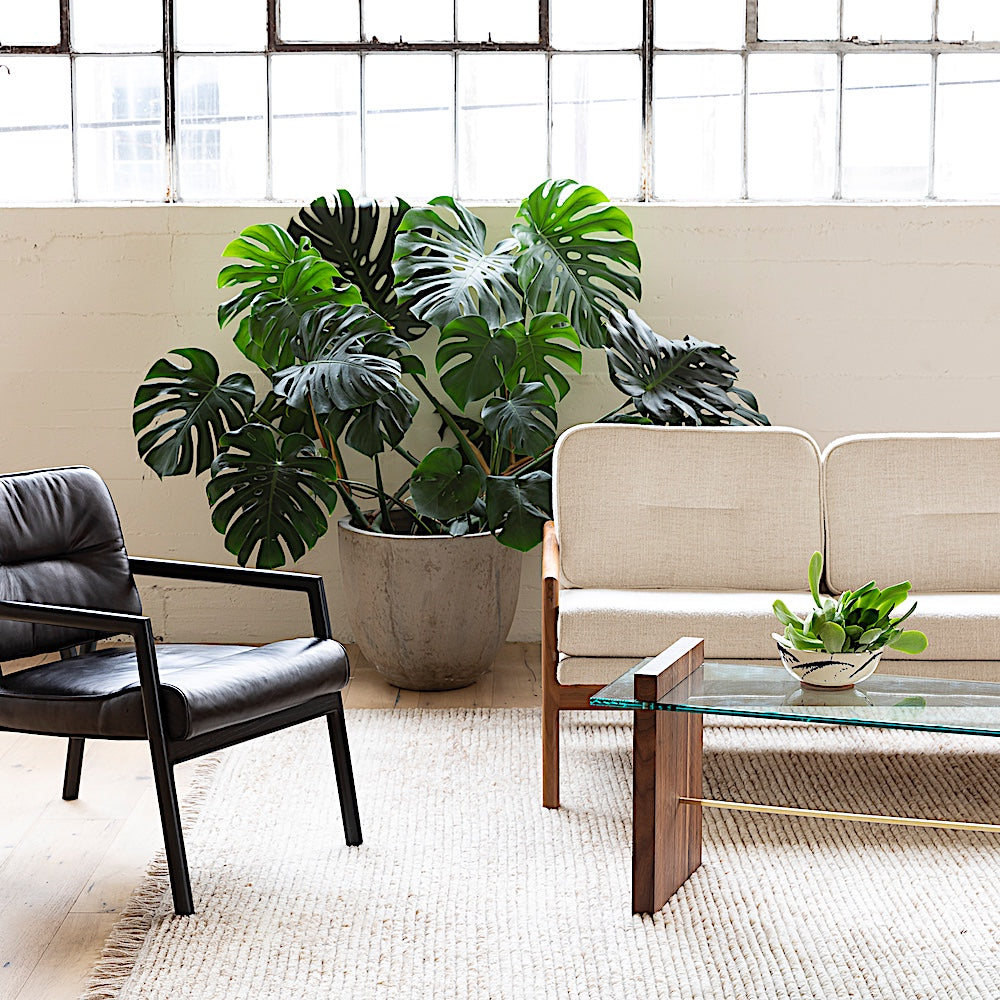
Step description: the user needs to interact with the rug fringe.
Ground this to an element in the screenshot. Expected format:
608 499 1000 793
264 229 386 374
78 754 222 1000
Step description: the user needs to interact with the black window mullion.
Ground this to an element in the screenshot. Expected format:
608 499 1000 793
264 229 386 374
267 0 278 47
359 0 367 195
60 0 71 50
163 0 176 201
641 0 654 199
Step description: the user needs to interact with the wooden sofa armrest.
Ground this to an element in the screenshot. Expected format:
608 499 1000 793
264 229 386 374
542 520 560 589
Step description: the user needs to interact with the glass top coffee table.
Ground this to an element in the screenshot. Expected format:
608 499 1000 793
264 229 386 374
591 637 1000 914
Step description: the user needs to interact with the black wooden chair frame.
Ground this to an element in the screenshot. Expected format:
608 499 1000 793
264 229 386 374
0 556 362 915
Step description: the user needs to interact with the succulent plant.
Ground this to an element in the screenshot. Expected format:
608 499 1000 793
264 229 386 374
773 551 928 656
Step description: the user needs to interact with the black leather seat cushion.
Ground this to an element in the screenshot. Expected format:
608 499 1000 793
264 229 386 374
0 639 350 740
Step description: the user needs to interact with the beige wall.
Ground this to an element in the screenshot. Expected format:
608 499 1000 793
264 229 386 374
1 203 998 643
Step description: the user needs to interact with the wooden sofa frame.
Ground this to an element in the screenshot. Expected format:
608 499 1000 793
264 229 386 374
543 519 616 809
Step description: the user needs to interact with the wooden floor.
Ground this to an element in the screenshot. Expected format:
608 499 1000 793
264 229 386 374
0 643 541 1000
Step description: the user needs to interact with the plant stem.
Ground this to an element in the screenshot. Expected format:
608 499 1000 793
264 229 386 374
307 397 366 527
502 444 554 477
335 481 369 529
411 374 490 475
373 454 392 528
391 444 421 468
596 400 635 422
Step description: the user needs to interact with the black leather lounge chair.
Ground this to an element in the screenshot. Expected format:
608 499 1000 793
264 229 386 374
0 466 361 914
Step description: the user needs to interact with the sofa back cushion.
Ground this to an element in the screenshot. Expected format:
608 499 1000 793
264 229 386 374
823 433 1000 594
552 424 823 591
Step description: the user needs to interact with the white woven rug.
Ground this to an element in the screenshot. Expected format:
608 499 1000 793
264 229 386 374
82 709 1000 999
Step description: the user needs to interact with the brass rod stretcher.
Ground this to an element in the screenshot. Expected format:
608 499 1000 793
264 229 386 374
679 796 1000 834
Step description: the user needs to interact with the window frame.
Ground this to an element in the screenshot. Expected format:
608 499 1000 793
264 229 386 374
4 0 1000 202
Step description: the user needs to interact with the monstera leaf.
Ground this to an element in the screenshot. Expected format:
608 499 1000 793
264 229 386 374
393 197 522 330
218 224 359 372
409 446 485 521
481 382 557 459
290 300 392 364
512 179 641 348
271 303 402 416
133 348 255 477
207 424 340 568
273 336 402 416
435 315 518 409
288 191 427 341
342 385 420 457
485 471 552 551
605 309 770 427
500 312 581 400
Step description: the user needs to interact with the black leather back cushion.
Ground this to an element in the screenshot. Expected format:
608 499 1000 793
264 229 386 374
0 467 142 660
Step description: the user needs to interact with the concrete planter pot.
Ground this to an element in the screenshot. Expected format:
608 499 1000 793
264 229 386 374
337 518 523 691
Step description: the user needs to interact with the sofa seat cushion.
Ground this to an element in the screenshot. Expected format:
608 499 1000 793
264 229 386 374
558 655 783 687
0 639 350 740
558 589 816 660
558 655 1000 688
879 593 1000 662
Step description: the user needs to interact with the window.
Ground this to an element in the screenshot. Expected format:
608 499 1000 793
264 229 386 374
2 1 1000 203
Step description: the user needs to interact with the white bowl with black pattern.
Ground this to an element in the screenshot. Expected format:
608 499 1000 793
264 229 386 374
776 644 883 689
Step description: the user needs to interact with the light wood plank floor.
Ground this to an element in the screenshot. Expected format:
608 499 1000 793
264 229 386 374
0 643 541 1000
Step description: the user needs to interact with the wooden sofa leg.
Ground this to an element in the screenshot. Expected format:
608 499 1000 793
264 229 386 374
541 519 561 809
543 699 560 809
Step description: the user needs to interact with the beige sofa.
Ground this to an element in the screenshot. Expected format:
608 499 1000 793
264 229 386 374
542 425 1000 807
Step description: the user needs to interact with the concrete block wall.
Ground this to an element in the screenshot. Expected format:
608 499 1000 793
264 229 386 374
1 203 998 643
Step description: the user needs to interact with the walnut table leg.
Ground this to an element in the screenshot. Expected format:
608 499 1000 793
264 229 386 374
632 708 703 913
630 637 705 914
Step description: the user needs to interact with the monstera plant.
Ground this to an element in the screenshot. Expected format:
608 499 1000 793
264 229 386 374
133 180 767 572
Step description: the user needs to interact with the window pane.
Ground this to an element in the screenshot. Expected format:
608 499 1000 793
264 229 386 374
457 0 538 42
365 54 453 200
0 57 72 202
841 55 930 200
550 0 641 49
936 55 1000 199
747 54 836 199
654 54 742 200
757 0 837 40
842 0 932 41
938 1 1000 42
364 0 453 42
71 0 161 53
656 0 745 49
458 54 546 200
175 0 266 51
0 2 60 46
271 54 361 200
278 0 360 42
176 55 267 200
551 54 641 198
76 56 165 200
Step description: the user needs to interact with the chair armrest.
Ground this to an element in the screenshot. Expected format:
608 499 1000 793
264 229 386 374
129 556 321 591
0 598 182 756
0 599 152 640
542 521 560 585
128 557 333 640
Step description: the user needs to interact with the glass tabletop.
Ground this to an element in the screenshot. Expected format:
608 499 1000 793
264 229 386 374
591 660 1000 737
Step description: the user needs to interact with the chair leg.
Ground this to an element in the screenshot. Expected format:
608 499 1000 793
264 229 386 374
326 695 362 846
62 738 85 800
147 740 194 915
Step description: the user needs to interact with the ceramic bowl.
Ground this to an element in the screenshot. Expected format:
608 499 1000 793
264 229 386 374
776 643 882 689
